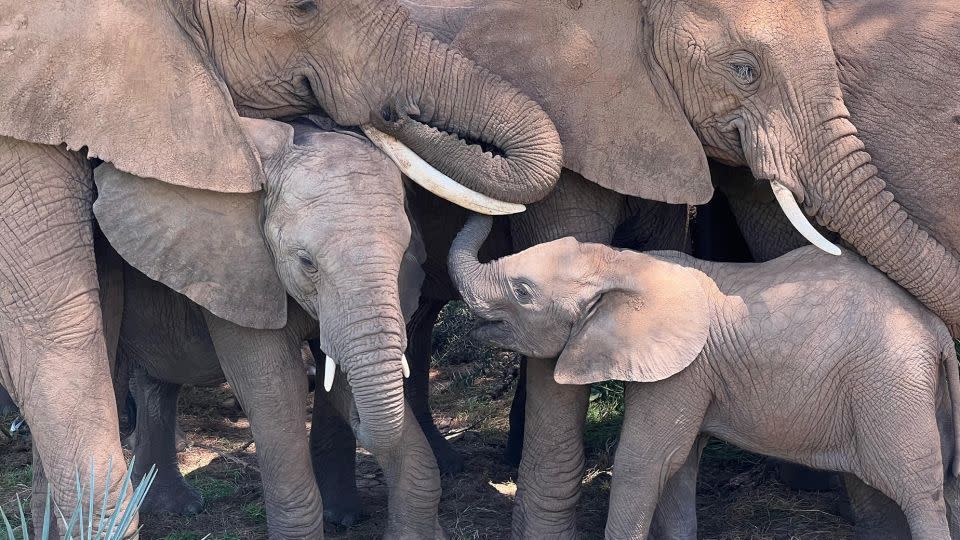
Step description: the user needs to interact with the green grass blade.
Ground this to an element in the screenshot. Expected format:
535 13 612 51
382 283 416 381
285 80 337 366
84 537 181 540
112 465 155 538
0 505 16 539
38 489 51 540
94 459 113 537
100 457 136 538
16 493 29 540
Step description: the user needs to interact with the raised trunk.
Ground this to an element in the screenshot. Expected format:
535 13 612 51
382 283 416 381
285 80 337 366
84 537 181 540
802 115 960 332
371 9 563 205
448 215 498 311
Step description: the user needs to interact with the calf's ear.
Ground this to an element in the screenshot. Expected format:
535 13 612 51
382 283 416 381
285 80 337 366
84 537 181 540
554 255 710 384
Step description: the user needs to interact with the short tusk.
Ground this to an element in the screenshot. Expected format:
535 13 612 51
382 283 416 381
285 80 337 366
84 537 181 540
401 354 410 379
324 356 337 393
360 124 526 216
770 181 841 256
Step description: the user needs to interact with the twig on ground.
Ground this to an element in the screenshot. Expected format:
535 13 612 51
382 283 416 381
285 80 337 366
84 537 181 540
193 443 261 473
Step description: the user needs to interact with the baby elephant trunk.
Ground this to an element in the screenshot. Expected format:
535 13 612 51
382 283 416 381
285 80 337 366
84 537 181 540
448 215 499 313
943 339 960 478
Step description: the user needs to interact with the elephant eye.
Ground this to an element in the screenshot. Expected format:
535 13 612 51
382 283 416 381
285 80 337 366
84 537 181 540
290 0 318 17
730 62 759 87
296 250 318 274
513 282 533 305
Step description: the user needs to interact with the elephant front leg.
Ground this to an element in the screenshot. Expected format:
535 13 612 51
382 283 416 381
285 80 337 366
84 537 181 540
205 313 323 540
127 362 203 515
605 381 707 539
404 298 465 475
512 357 591 539
307 341 362 528
0 138 135 538
326 375 445 539
649 435 707 540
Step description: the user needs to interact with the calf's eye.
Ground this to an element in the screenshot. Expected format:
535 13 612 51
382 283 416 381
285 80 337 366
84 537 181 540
296 250 318 274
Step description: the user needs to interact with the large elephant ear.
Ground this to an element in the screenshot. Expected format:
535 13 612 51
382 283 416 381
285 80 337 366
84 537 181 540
554 253 710 384
450 0 711 204
0 1 263 193
93 164 287 330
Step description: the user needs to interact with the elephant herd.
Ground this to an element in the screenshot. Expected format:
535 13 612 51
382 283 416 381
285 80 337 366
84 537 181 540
0 0 959 538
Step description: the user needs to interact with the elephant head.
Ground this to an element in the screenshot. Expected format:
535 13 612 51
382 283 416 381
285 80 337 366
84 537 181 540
0 0 562 212
94 117 423 451
408 0 960 330
448 215 711 382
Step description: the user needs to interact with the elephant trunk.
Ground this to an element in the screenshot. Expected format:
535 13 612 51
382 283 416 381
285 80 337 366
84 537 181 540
448 215 500 312
800 111 960 331
330 274 408 452
372 10 563 206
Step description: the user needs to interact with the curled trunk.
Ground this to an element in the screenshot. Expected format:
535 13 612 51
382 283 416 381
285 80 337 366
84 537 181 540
802 114 960 332
371 10 563 205
448 215 498 311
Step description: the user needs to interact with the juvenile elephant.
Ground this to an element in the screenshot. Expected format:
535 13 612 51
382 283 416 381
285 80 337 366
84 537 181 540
0 0 562 527
449 215 960 539
94 117 441 539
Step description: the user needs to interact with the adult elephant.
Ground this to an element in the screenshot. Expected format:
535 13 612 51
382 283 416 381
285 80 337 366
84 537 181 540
0 0 562 531
405 0 960 536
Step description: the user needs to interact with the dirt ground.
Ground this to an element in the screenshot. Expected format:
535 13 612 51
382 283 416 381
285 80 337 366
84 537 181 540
0 303 855 539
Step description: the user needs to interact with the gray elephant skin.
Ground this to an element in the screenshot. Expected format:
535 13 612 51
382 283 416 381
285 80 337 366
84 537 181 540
94 118 441 539
450 215 960 539
0 0 563 529
395 0 960 535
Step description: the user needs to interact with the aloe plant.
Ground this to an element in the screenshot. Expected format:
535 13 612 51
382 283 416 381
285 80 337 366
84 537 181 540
0 457 157 540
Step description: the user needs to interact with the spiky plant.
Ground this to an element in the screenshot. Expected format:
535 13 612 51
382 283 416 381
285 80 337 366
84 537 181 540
0 457 157 540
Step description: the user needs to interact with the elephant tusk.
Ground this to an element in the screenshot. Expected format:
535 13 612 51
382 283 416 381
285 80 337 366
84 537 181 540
360 124 526 216
770 181 841 256
401 354 410 379
324 356 337 393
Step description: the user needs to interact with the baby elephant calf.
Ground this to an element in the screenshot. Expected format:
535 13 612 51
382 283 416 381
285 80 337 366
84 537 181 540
449 214 960 539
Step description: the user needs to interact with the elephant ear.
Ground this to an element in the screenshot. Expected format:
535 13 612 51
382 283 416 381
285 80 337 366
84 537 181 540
93 164 288 330
398 201 428 323
450 0 711 204
0 1 263 193
555 253 710 384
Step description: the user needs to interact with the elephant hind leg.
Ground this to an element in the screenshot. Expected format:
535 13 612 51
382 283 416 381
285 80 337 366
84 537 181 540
0 138 135 537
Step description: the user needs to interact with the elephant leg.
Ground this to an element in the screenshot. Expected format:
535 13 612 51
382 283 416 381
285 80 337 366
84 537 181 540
649 435 707 540
404 298 464 475
842 474 910 540
127 361 203 515
605 381 708 539
307 340 363 528
205 311 324 540
0 138 134 537
509 169 628 538
325 375 444 539
504 357 526 467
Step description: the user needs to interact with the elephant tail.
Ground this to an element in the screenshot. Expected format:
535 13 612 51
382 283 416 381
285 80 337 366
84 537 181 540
943 336 960 478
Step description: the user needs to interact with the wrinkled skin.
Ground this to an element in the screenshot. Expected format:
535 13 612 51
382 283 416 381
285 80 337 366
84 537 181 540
450 215 960 539
0 1 562 530
401 1 960 534
95 119 441 539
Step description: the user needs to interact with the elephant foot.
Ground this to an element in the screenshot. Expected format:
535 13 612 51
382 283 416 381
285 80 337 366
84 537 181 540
427 432 465 476
140 475 204 515
322 496 362 527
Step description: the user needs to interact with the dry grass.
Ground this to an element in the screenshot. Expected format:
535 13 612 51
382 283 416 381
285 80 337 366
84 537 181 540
0 302 856 539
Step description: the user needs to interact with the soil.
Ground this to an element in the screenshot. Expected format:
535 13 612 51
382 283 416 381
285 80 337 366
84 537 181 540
0 304 855 539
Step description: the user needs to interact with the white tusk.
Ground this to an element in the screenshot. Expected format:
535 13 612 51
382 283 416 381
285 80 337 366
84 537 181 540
401 354 410 379
360 124 526 216
324 356 337 393
770 181 841 256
